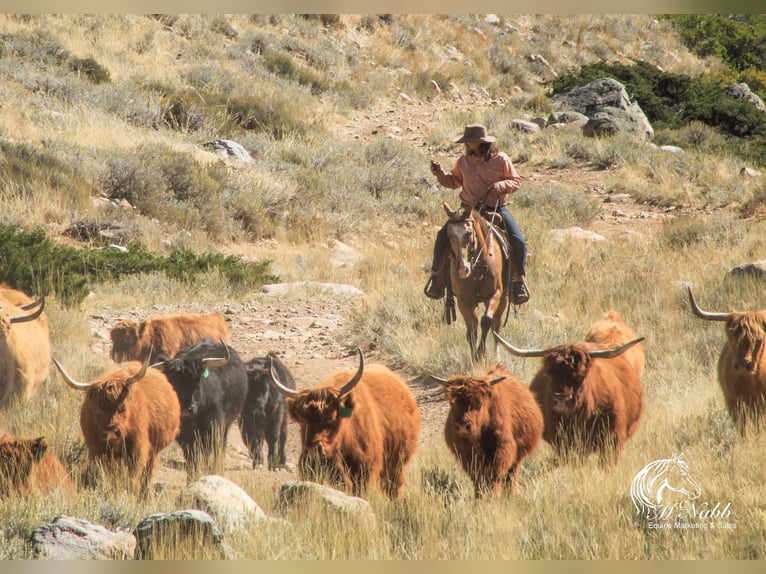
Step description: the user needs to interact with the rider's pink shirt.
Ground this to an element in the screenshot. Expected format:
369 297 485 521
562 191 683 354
436 151 521 207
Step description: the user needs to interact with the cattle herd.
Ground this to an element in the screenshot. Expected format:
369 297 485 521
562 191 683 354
1 281 766 502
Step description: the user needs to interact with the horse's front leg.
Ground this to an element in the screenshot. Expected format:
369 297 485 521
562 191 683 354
456 298 479 359
479 284 505 358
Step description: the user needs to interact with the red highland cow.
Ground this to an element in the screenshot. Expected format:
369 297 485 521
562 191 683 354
109 312 230 363
0 285 50 406
53 355 180 497
436 363 543 498
494 322 645 465
688 287 766 433
0 434 74 498
269 349 420 499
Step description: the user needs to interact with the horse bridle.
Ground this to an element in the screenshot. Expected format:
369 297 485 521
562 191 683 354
447 214 488 277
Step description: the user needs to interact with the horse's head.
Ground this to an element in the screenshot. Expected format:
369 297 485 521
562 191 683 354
631 453 702 519
443 202 478 279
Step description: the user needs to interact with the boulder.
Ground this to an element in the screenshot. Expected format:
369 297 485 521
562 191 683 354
30 515 136 560
133 509 233 560
729 260 766 278
726 83 766 112
278 481 375 522
202 139 253 162
551 78 653 139
183 475 267 533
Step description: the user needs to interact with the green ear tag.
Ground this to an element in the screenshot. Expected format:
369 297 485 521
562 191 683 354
203 368 209 378
339 406 352 418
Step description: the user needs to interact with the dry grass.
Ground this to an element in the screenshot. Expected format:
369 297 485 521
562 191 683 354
1 14 765 559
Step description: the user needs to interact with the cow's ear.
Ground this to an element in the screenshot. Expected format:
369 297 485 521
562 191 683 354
32 437 48 461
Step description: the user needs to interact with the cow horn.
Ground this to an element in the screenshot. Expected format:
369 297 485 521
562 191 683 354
488 376 506 385
201 340 230 370
10 296 45 324
493 330 547 357
17 296 44 312
338 348 365 396
52 357 91 391
687 287 728 322
125 353 151 386
268 355 299 397
587 337 646 359
428 374 449 384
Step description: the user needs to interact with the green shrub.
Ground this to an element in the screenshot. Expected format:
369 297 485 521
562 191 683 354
514 182 601 228
69 56 111 84
263 52 328 94
0 225 278 307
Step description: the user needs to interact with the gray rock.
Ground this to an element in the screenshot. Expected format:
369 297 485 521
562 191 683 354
279 481 375 521
729 260 766 278
183 475 267 533
726 83 766 112
509 119 540 133
30 515 136 560
259 282 364 296
659 145 684 153
550 227 606 243
133 509 233 560
548 110 589 125
551 78 653 139
202 139 253 162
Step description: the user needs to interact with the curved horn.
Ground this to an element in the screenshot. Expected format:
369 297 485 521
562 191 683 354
10 297 45 324
588 337 646 359
201 340 231 370
687 287 728 322
338 348 365 396
125 353 151 386
488 375 506 385
427 373 449 384
268 355 299 397
52 357 91 391
493 330 547 358
18 296 44 312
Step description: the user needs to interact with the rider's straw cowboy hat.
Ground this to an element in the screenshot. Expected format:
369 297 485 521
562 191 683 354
454 124 496 144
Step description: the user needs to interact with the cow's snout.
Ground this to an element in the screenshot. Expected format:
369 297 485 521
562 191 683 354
104 425 122 441
551 390 575 413
453 421 471 435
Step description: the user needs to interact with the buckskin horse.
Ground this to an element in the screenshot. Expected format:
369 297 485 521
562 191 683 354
443 202 509 359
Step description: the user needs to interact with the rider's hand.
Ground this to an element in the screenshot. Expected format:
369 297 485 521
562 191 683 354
430 160 443 176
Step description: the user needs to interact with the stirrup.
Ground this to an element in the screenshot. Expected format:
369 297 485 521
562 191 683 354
424 274 444 300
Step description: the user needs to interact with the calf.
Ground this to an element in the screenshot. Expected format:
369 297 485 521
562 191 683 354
688 287 766 433
109 312 230 363
53 355 180 497
437 364 543 498
0 434 74 498
269 349 420 499
240 353 294 470
152 338 247 477
494 322 644 465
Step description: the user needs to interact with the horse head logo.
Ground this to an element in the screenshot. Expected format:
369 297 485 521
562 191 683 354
630 453 702 520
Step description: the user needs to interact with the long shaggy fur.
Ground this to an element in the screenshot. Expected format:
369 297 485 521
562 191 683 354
443 364 542 497
0 434 74 498
109 312 231 363
0 284 50 405
286 363 421 499
77 364 181 496
530 311 644 464
718 311 766 432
